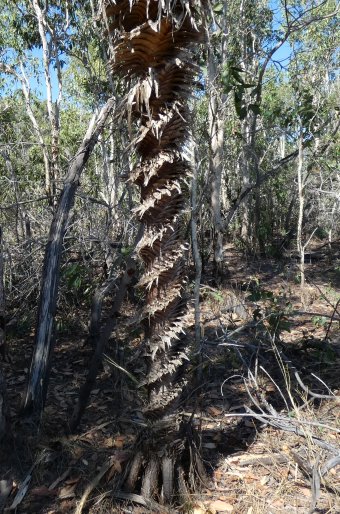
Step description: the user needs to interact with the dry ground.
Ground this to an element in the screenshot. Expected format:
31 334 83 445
0 244 339 514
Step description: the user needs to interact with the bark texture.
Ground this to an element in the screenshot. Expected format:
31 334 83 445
0 227 5 360
104 0 207 501
106 0 203 417
22 98 116 416
208 51 225 271
0 228 8 437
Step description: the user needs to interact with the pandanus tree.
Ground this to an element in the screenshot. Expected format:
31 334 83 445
105 0 206 501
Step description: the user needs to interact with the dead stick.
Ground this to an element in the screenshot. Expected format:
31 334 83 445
74 458 113 514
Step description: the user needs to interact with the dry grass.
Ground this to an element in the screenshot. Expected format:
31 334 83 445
1 247 339 513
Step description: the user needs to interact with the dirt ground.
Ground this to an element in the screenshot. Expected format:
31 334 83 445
1 244 339 513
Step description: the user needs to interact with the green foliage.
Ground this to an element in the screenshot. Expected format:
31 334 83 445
60 107 91 157
63 263 83 290
201 285 224 303
63 35 112 108
61 262 94 306
213 3 224 14
312 316 327 328
247 287 274 302
221 62 257 120
248 281 292 338
261 71 294 127
121 246 133 256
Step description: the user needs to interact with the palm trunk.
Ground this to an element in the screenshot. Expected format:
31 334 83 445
107 0 203 417
105 0 205 500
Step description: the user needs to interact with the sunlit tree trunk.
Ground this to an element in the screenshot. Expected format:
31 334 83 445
208 48 225 273
31 0 63 202
296 133 306 304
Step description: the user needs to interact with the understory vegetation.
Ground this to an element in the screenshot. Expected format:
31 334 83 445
0 0 339 513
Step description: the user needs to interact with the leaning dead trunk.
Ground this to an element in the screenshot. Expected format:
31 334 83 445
22 98 116 416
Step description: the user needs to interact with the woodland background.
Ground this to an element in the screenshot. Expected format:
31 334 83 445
0 0 339 513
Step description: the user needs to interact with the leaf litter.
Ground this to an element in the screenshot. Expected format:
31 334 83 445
0 245 339 513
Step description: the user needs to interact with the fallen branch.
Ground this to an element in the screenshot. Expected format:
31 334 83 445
311 456 321 514
291 310 340 321
182 410 340 440
321 455 340 477
230 454 289 467
243 406 340 454
294 369 338 400
5 452 46 511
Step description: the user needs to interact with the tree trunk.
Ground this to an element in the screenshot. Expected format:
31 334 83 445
0 368 8 441
208 50 225 273
22 97 116 416
107 0 203 418
190 143 203 387
190 143 202 348
31 0 63 202
296 134 305 303
0 227 6 360
0 227 8 440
